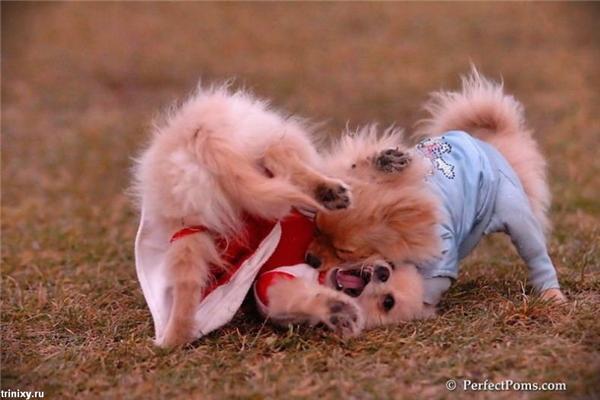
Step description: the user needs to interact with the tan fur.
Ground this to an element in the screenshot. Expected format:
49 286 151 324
134 85 351 346
299 130 443 329
266 278 364 336
314 184 441 267
310 128 442 271
160 232 220 347
195 131 343 224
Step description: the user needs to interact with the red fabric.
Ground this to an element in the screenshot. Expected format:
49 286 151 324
170 226 207 242
254 271 295 307
260 211 316 270
170 210 316 299
318 271 327 285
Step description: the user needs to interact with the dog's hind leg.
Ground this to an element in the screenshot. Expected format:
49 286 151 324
262 142 352 211
198 134 342 219
489 176 565 302
160 232 220 347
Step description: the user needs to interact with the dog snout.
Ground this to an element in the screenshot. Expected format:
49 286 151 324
374 265 390 282
305 252 322 269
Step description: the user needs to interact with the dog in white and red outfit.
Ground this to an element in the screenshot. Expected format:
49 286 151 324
133 85 360 347
136 208 375 344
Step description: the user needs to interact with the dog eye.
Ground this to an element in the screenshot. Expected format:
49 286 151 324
382 294 395 312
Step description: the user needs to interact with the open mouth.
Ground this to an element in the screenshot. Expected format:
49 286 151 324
329 265 373 297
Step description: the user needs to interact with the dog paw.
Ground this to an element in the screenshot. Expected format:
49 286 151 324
323 298 363 337
159 319 196 348
374 148 411 173
421 304 438 319
314 181 351 210
540 288 567 304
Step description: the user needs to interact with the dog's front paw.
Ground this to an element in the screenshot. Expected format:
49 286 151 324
374 149 411 173
540 288 567 303
323 298 364 337
315 180 351 210
422 303 438 319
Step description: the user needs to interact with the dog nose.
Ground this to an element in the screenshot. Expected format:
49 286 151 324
305 252 322 269
374 265 390 282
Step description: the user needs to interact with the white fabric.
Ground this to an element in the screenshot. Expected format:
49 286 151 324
134 208 282 344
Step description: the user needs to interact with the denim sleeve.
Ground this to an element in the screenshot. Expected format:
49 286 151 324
492 174 560 292
420 224 459 280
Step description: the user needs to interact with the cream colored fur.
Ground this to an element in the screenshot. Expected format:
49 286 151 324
266 278 364 336
266 260 428 333
354 262 430 329
311 126 441 271
133 84 351 346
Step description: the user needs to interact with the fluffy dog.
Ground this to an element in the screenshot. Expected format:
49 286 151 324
261 259 428 331
253 131 433 334
133 84 353 346
307 70 565 327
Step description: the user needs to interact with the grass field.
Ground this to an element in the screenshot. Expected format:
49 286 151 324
2 3 599 399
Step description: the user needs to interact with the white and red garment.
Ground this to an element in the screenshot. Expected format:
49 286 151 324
135 209 322 344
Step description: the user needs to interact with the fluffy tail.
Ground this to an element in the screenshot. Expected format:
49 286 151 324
417 68 551 233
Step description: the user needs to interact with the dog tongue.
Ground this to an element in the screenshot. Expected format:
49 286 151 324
337 271 364 289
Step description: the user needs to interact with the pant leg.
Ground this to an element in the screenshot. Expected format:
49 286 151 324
423 276 452 305
488 174 560 292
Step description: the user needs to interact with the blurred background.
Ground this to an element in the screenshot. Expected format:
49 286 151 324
2 3 599 398
3 3 598 213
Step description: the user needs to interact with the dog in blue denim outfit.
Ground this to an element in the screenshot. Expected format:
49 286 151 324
308 69 565 328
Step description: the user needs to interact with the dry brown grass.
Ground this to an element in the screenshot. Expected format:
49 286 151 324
2 3 599 399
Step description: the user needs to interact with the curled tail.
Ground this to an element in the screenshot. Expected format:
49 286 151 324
417 68 551 233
